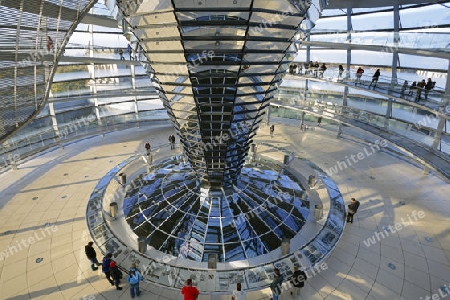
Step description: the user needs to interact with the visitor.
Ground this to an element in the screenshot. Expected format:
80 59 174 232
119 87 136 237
369 69 380 88
338 65 344 79
290 265 307 298
270 125 274 138
47 36 54 52
169 135 176 150
400 80 408 97
127 43 132 55
416 79 426 101
269 268 283 300
84 241 101 271
110 261 123 290
424 78 434 100
118 49 124 60
355 67 364 85
317 117 322 127
408 81 417 96
231 282 246 300
313 61 319 77
346 198 360 224
319 63 327 78
181 278 199 300
102 253 115 286
127 263 143 298
145 141 151 154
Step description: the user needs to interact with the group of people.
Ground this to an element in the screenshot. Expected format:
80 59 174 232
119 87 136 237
289 62 328 78
355 67 381 88
307 61 328 78
84 196 361 299
181 266 308 300
84 243 143 297
354 68 437 101
402 78 436 101
144 135 176 154
85 241 310 299
118 44 135 60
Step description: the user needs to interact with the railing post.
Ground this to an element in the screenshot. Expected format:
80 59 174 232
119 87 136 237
346 8 352 79
444 59 450 106
384 98 393 129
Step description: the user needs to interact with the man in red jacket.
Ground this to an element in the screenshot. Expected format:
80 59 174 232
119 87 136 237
181 278 199 300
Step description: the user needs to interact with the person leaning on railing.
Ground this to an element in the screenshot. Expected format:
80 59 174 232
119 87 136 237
424 78 435 100
408 81 417 96
318 63 327 78
369 69 380 89
338 65 344 79
355 67 364 85
416 79 426 101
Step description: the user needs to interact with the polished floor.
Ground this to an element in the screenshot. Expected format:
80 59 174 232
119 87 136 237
0 120 449 300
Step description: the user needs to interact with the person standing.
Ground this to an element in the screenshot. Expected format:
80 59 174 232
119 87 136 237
102 253 115 286
338 64 344 79
355 67 364 85
181 278 199 300
47 36 54 52
290 265 307 298
127 263 143 298
369 69 380 88
416 79 426 101
110 261 123 290
169 135 176 150
118 49 124 60
85 241 101 271
269 268 283 300
145 141 151 154
346 198 360 224
400 80 408 97
409 81 417 96
317 117 322 127
313 61 319 77
231 282 246 300
424 78 434 100
319 63 327 78
127 43 132 60
270 125 274 138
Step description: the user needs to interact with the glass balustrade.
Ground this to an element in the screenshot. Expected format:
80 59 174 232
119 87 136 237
309 32 450 51
285 68 447 105
273 82 450 156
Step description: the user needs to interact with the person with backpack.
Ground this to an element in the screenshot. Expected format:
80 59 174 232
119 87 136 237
127 263 143 298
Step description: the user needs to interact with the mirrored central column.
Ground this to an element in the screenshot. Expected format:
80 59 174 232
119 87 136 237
119 0 311 188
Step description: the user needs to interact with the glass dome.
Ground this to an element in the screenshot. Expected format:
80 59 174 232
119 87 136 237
123 157 309 263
